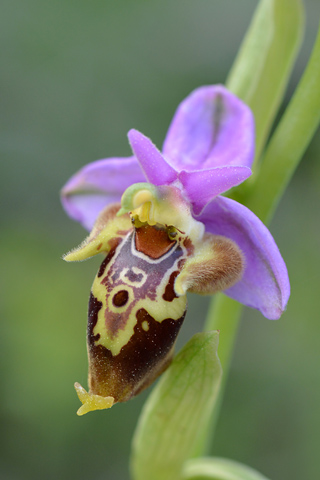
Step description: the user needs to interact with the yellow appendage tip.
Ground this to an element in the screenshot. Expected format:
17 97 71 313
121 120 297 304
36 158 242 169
74 382 114 416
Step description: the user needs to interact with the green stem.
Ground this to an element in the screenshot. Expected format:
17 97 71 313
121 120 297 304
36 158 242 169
193 295 242 456
204 295 242 370
226 0 304 166
246 21 320 223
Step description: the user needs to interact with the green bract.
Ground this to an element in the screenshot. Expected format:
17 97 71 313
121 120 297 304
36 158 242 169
183 457 270 480
131 332 222 480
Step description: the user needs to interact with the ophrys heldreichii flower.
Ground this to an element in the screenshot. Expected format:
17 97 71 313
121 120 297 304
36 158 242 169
61 85 290 415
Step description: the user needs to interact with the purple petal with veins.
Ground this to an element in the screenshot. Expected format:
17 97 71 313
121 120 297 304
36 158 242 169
198 196 290 320
163 85 254 171
61 156 145 230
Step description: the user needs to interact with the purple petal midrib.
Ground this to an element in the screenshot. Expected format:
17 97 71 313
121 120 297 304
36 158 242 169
207 93 225 158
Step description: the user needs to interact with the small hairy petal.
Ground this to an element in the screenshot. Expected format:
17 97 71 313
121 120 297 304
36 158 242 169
61 156 145 230
162 85 255 171
175 234 244 296
179 165 251 215
128 129 177 185
198 196 290 319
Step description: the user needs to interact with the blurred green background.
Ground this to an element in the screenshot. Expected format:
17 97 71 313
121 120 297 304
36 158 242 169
1 1 319 479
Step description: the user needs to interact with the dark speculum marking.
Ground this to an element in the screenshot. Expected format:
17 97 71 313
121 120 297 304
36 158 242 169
87 292 103 340
97 237 122 278
112 290 129 307
87 306 186 403
135 225 176 259
162 270 180 302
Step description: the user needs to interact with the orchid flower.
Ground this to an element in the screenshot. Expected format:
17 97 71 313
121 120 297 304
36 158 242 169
61 85 289 415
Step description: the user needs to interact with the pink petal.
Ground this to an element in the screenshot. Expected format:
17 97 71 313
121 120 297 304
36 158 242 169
179 166 251 215
198 196 290 319
61 156 145 230
163 85 255 171
128 129 177 185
